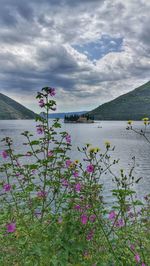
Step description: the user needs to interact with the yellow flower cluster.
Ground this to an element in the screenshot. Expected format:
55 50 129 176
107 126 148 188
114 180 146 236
127 120 133 125
88 147 100 153
142 117 149 125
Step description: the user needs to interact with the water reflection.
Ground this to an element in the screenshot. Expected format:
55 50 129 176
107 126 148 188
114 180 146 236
0 120 150 201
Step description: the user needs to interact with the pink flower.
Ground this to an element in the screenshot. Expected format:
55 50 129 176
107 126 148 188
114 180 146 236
36 125 44 134
37 190 47 198
1 151 8 159
65 160 72 168
3 184 11 192
48 150 53 157
141 263 146 266
74 204 81 211
128 212 134 218
61 179 69 187
89 214 96 223
48 87 56 96
135 254 140 263
73 171 79 177
75 183 82 192
65 134 71 144
81 214 88 224
86 230 94 241
38 99 45 107
86 164 94 173
6 222 16 233
115 218 124 227
16 173 20 177
130 244 135 251
108 211 116 220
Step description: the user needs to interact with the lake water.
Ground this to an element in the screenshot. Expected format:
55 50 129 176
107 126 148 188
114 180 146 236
0 119 150 205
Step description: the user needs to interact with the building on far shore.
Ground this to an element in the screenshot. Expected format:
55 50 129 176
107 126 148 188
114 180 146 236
64 114 94 123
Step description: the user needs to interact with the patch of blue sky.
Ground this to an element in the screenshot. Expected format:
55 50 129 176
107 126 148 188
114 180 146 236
73 35 123 61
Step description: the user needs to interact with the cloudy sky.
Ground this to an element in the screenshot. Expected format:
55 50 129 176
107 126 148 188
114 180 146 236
0 0 149 113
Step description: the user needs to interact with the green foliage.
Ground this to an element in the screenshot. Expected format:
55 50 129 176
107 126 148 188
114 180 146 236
0 87 149 266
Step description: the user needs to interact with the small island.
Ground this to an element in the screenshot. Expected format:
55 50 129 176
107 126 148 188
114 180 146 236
64 114 94 123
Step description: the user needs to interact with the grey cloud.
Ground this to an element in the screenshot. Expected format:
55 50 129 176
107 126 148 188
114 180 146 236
0 0 149 111
0 6 18 26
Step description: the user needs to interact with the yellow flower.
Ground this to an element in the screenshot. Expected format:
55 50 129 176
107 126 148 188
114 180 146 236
88 147 95 153
127 120 133 125
70 163 75 168
105 141 111 148
74 160 79 164
85 143 92 147
142 117 149 121
94 147 100 152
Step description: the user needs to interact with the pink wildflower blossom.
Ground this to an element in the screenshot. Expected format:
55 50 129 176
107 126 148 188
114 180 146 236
16 173 20 177
81 214 88 224
75 183 82 192
38 99 45 107
48 87 56 96
74 204 81 211
6 222 16 233
65 160 72 168
1 151 8 159
86 204 91 209
36 125 44 134
65 134 71 144
37 190 47 198
135 254 140 263
3 184 11 192
86 164 94 173
116 218 124 227
48 150 53 157
86 230 94 241
130 244 135 251
89 214 96 223
108 211 116 220
141 263 146 266
73 171 79 177
61 179 69 187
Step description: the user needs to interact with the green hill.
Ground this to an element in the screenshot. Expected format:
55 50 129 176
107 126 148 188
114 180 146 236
0 93 35 120
89 81 150 120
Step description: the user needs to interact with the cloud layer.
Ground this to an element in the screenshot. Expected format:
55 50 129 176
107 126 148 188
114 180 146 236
0 0 149 112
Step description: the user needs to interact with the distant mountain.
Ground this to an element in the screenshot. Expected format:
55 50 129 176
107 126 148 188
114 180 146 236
88 81 150 120
0 93 35 120
40 111 87 119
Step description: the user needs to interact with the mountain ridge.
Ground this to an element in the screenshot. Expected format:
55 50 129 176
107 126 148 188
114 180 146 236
88 81 150 120
0 92 35 120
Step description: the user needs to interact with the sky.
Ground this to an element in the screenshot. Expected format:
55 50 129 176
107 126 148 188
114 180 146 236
0 0 149 113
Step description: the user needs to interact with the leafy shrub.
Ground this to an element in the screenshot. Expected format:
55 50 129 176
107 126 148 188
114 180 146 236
0 87 149 266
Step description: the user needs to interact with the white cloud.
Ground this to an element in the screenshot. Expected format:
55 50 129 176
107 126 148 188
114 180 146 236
0 0 149 112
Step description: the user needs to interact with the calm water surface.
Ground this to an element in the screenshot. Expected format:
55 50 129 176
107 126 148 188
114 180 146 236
0 120 150 204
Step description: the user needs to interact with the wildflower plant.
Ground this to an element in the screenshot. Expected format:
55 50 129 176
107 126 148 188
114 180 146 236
0 87 149 266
